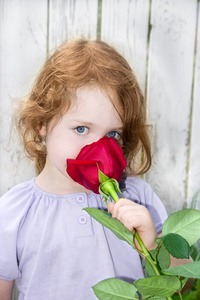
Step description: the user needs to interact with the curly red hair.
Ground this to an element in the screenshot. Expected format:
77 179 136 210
16 39 151 174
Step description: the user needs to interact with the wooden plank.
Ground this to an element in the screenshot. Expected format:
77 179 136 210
101 0 150 91
48 0 99 51
0 1 48 195
146 0 198 213
187 3 200 207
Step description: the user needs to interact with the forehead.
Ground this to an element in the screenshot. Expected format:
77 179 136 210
70 86 114 112
67 85 123 126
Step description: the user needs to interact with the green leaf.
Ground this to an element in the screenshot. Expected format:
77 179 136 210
144 249 159 277
157 243 171 269
134 275 181 297
162 209 200 246
162 261 200 278
84 208 134 247
147 297 167 300
144 244 170 276
190 242 200 261
172 291 199 300
161 233 190 259
92 278 139 300
172 278 200 299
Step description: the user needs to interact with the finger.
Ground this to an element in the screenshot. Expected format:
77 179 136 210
118 210 137 231
110 198 138 218
114 205 136 222
107 202 115 214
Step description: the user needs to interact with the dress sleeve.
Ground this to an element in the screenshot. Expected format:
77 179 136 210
121 176 168 234
0 189 23 280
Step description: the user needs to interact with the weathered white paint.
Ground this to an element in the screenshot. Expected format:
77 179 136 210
101 0 150 91
48 0 99 51
188 2 200 207
0 0 199 216
0 0 48 194
146 0 198 213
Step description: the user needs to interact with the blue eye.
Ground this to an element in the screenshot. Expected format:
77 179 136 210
106 131 121 140
74 126 89 135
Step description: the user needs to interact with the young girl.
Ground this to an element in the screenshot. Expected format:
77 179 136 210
0 39 168 300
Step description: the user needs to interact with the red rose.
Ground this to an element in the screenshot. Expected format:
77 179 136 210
66 137 127 194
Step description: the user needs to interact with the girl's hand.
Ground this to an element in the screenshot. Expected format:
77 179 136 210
107 198 158 251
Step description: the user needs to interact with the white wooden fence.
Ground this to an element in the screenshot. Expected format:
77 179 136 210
0 0 200 215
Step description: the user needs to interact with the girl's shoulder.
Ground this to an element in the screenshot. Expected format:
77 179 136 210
0 179 38 218
0 179 36 203
121 176 157 204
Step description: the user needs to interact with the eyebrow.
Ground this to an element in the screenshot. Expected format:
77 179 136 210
72 119 123 131
71 119 94 126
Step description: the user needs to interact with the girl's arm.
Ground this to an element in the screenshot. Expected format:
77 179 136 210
0 279 14 300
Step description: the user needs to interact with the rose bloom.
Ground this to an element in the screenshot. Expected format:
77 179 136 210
66 137 127 193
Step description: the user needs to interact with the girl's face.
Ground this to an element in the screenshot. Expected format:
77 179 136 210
39 85 123 193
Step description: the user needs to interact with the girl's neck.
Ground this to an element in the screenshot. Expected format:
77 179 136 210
35 166 90 196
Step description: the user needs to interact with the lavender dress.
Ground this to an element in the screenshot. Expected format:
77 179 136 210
0 176 167 299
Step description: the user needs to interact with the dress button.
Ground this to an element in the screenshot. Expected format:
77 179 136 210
78 216 87 225
76 195 85 203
